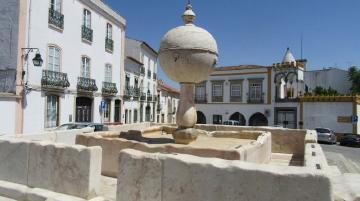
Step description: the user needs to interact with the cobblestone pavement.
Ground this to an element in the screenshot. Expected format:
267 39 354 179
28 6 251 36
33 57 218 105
321 143 360 174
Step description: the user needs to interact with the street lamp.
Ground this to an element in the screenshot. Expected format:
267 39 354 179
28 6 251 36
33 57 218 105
22 48 43 67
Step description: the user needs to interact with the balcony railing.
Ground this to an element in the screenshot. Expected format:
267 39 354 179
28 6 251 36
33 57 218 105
247 93 265 104
147 94 153 102
195 95 207 103
102 82 117 95
133 87 140 98
41 70 70 89
147 70 151 79
82 25 93 42
275 97 300 103
48 8 64 29
140 92 146 101
153 73 157 80
77 77 97 92
105 38 113 52
140 66 145 76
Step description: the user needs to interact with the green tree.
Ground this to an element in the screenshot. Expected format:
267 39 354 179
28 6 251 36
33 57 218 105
313 86 339 96
348 66 360 94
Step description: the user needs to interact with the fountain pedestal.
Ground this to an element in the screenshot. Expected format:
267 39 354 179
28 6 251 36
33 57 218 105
159 3 218 144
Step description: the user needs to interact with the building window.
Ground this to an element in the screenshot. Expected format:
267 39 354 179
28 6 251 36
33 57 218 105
195 84 206 103
46 95 59 128
106 23 112 39
83 9 91 28
82 9 93 42
213 115 222 125
249 80 263 103
81 57 90 78
104 64 112 82
230 81 242 102
212 82 223 102
49 0 64 30
105 23 114 52
50 0 61 12
48 46 61 71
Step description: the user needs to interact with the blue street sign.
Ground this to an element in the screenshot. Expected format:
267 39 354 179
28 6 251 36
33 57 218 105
101 101 106 109
351 115 358 124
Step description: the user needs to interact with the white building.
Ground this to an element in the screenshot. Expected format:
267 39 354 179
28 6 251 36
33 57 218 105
124 38 158 124
0 0 126 134
305 67 351 95
156 80 179 124
195 48 360 134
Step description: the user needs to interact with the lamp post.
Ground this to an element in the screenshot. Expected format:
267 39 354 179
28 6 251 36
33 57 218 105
22 48 43 67
21 48 43 93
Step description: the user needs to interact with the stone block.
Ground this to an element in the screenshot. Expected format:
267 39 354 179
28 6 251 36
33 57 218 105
26 188 86 201
117 149 333 201
117 149 162 201
0 139 30 185
28 141 102 199
0 180 28 200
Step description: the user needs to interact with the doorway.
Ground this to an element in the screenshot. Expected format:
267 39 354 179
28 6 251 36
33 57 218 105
275 108 297 129
76 97 93 122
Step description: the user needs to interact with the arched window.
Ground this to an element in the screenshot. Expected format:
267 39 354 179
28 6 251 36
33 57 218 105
48 46 61 72
104 64 112 82
81 57 90 78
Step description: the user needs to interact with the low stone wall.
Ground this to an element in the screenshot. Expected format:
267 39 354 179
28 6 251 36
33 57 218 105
0 139 102 200
0 127 94 145
117 149 333 201
195 125 307 156
76 131 271 178
107 122 151 132
304 143 330 172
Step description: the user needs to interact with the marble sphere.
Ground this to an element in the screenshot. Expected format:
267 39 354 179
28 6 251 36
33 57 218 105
159 4 218 84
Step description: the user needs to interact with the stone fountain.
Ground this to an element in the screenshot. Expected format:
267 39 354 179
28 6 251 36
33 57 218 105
159 3 219 144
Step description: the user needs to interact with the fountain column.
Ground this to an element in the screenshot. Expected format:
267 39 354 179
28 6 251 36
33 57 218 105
159 3 218 144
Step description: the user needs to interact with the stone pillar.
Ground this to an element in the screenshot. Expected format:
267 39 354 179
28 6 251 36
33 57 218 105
176 83 197 128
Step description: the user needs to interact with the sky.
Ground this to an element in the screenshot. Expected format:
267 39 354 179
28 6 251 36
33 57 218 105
105 0 360 88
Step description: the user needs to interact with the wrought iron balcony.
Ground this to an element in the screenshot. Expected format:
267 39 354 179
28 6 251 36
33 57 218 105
82 25 93 42
140 67 145 76
153 73 157 80
147 94 153 102
41 70 70 89
48 9 64 30
275 97 300 103
140 92 146 101
133 87 140 98
105 38 113 52
77 77 97 92
147 70 151 79
247 93 265 104
102 82 117 95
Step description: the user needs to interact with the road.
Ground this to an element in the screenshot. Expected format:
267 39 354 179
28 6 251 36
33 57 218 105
320 143 360 174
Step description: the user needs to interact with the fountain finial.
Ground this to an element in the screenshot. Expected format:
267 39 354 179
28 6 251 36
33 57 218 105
182 1 196 24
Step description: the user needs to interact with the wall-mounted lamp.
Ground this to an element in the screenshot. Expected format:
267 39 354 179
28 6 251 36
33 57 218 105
22 48 43 67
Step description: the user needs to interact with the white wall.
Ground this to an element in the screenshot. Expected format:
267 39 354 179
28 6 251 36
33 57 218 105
303 102 353 133
0 98 17 135
22 0 125 132
305 68 351 94
197 103 273 126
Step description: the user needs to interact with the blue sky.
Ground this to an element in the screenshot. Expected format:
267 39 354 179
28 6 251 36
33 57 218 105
105 0 360 88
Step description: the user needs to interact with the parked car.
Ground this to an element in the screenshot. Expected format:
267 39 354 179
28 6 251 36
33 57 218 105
315 128 337 144
340 134 360 147
223 120 240 126
55 123 105 132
